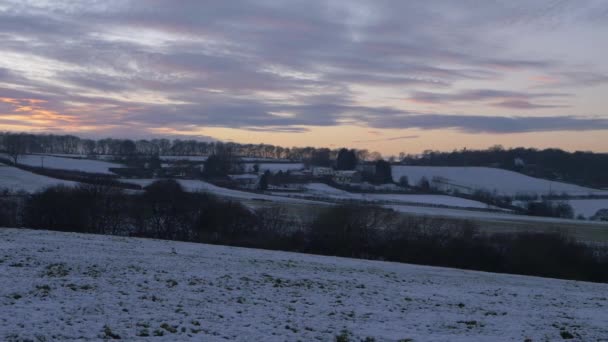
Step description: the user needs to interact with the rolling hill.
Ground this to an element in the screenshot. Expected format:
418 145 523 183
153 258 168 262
392 165 608 196
1 228 606 341
0 163 77 192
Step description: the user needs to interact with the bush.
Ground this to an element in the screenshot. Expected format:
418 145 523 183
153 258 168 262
135 179 199 240
192 197 257 245
23 184 129 234
417 177 431 191
526 200 574 219
373 160 392 184
0 190 23 227
5 182 607 283
308 204 397 258
24 185 90 232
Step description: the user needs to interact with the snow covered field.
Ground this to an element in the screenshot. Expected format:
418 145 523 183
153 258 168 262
1 228 607 341
0 163 77 192
387 203 608 227
124 180 608 225
2 154 121 175
299 182 363 199
392 166 607 196
160 155 208 161
290 183 492 209
125 179 321 205
368 194 492 208
568 199 608 219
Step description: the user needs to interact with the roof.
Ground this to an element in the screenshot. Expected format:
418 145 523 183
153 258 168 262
335 170 359 176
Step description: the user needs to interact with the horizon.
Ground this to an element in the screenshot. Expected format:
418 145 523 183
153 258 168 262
3 130 608 157
1 1 608 154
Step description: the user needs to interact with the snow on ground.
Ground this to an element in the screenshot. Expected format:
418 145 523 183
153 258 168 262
301 183 360 199
125 179 321 205
124 180 608 225
160 155 208 161
289 183 492 209
392 166 607 196
0 163 77 192
568 199 608 219
241 157 291 162
130 179 493 211
45 153 87 158
367 194 491 209
2 154 121 175
386 204 608 226
243 163 304 173
1 228 607 341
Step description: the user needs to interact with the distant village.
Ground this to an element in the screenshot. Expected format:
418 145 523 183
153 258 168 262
110 148 398 193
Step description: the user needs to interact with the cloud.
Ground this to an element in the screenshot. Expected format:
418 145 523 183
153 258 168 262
491 99 568 109
409 89 570 108
552 71 608 88
0 67 13 80
2 88 607 136
0 1 607 140
353 135 419 143
361 113 608 134
244 126 310 133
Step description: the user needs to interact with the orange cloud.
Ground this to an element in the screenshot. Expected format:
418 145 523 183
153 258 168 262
0 97 79 129
0 97 21 105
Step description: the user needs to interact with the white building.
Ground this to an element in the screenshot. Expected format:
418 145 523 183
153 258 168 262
312 167 334 177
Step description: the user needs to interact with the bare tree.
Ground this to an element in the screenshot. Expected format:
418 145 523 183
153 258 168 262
4 134 26 164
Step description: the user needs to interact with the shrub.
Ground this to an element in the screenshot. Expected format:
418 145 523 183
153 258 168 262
192 197 258 245
308 204 397 258
526 200 574 219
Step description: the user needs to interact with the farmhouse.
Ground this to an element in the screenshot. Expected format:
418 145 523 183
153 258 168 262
312 167 334 177
333 170 362 184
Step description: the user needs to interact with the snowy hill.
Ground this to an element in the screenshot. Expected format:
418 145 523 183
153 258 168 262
125 178 321 205
0 163 77 192
2 154 121 175
1 228 606 341
125 179 608 225
392 165 608 196
568 198 608 219
292 183 494 209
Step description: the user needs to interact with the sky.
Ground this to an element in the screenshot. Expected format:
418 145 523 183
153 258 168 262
1 0 608 155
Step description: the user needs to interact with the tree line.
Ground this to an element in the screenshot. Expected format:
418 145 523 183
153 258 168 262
4 133 607 189
0 132 384 162
1 181 607 283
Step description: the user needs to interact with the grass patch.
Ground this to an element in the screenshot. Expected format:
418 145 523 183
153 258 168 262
560 330 575 339
160 323 178 333
34 284 51 297
335 329 351 342
137 329 149 337
102 325 121 340
44 263 70 277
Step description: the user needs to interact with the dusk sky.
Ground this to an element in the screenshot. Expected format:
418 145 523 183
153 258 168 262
1 0 607 155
